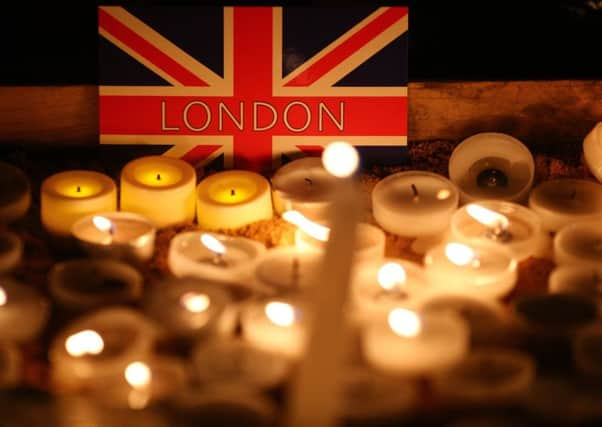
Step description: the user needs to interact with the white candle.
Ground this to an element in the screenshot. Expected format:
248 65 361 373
0 277 49 342
0 342 21 388
425 242 518 299
121 156 196 228
48 259 144 311
574 324 602 377
554 220 602 268
450 201 542 261
168 232 266 283
362 308 469 376
0 161 30 224
272 157 337 220
583 122 602 182
196 170 273 230
0 231 23 274
449 132 534 203
529 179 602 232
549 265 602 304
253 247 322 293
71 212 156 262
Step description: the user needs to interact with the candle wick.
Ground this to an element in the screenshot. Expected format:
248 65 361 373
76 186 81 193
411 184 419 202
485 224 512 243
292 257 300 288
212 252 226 267
304 178 313 186
156 173 161 181
230 189 236 196
569 189 577 200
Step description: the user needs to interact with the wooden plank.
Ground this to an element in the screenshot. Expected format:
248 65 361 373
0 81 600 146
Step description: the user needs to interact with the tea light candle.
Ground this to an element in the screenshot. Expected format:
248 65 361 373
0 231 23 274
48 259 143 311
554 220 602 268
549 265 602 305
433 349 535 403
574 324 602 377
192 338 291 390
350 259 430 321
0 278 49 342
449 132 534 203
50 307 158 391
583 122 602 182
362 308 469 376
271 157 337 220
121 156 196 228
0 161 31 224
450 201 542 261
168 232 266 283
241 298 307 359
253 247 322 293
0 342 21 388
71 212 155 262
144 277 232 338
41 170 117 235
424 242 518 299
528 179 602 232
196 170 273 230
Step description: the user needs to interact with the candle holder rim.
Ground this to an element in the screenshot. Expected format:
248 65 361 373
121 155 196 191
71 211 155 242
42 170 116 200
196 170 271 207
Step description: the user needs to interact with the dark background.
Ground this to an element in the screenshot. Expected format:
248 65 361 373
0 0 601 85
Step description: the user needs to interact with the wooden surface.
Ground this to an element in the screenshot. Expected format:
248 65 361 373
0 81 600 147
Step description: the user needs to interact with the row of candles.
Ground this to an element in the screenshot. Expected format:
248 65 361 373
2 125 602 421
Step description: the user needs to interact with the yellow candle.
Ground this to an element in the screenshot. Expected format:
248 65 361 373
120 156 196 228
196 170 273 230
41 171 117 235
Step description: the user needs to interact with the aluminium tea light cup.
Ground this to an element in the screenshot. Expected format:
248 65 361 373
120 156 196 228
252 246 322 293
549 265 602 307
168 232 266 283
361 308 469 376
0 277 49 342
554 220 602 268
528 179 602 232
0 161 31 224
48 259 143 311
0 342 21 388
450 201 542 261
0 231 23 274
71 212 156 262
196 170 273 230
583 121 602 182
448 132 534 204
574 324 602 377
41 170 117 235
424 241 518 300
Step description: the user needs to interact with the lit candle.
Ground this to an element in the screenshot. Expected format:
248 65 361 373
0 231 23 274
574 324 602 377
0 278 49 342
450 201 542 261
120 156 196 228
425 242 518 299
272 157 337 220
0 342 21 388
241 298 307 359
449 132 534 203
554 220 602 268
583 121 602 182
528 179 602 232
41 170 117 235
196 170 273 230
252 247 322 293
168 232 266 283
549 265 602 304
48 259 143 311
362 308 469 376
0 161 30 224
71 212 156 262
144 277 232 338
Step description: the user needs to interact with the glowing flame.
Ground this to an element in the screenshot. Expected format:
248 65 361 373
466 204 509 230
283 210 330 242
388 308 422 337
125 361 152 389
200 233 227 255
445 243 477 267
0 287 6 306
92 215 114 233
180 291 210 313
322 142 359 178
65 330 104 357
377 262 407 291
265 301 296 327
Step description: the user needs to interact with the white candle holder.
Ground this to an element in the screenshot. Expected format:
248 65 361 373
0 161 31 224
48 259 144 311
583 122 602 183
449 132 534 204
0 277 49 342
252 247 322 293
0 231 23 274
554 220 602 268
0 342 21 388
71 212 156 262
574 323 602 377
549 265 602 308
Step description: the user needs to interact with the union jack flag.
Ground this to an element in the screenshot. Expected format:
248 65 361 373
98 6 408 171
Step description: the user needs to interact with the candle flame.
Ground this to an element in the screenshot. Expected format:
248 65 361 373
322 141 359 178
92 215 114 234
65 330 104 357
445 243 478 267
0 287 6 306
200 233 227 255
282 210 330 242
125 361 152 389
466 204 509 230
265 301 296 327
180 291 210 313
377 262 407 291
388 308 422 337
